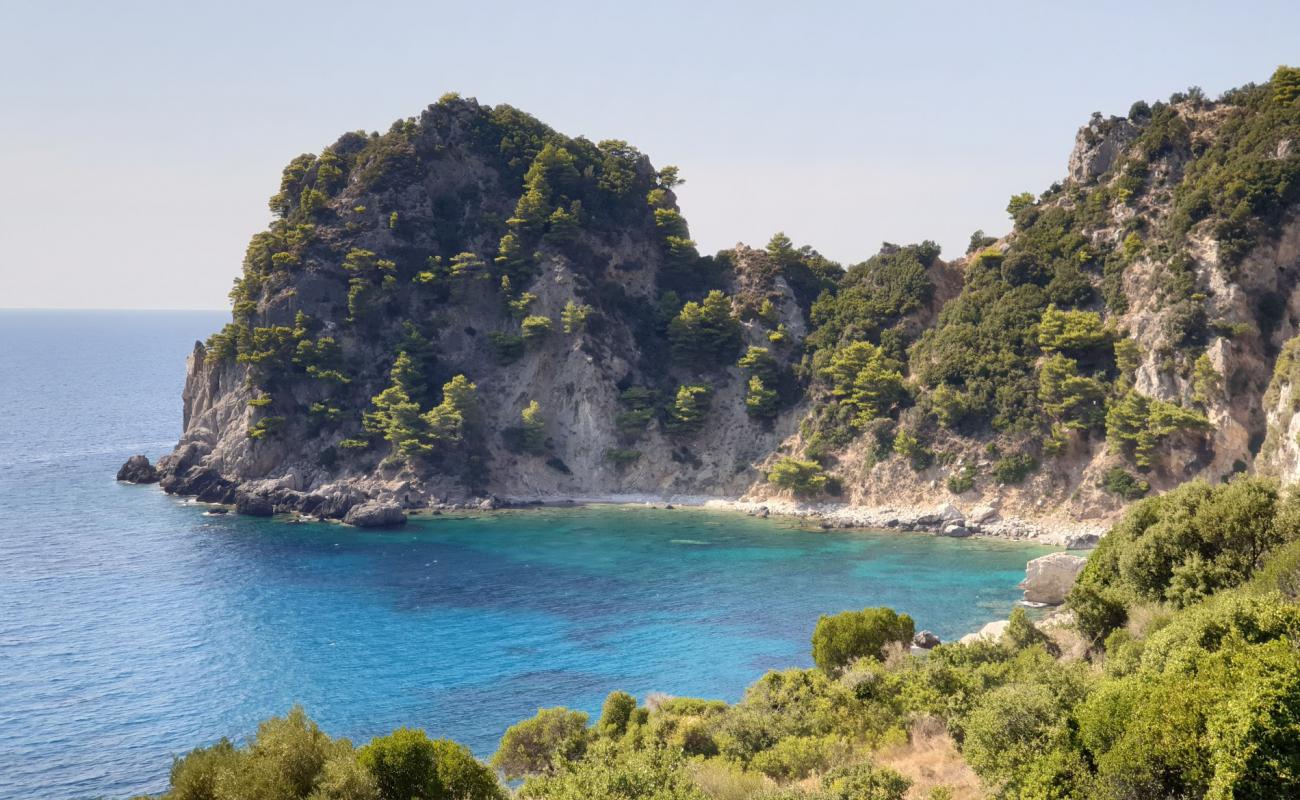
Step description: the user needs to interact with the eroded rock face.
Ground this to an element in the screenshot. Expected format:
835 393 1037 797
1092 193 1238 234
116 455 158 484
1067 115 1137 184
1021 552 1088 605
343 501 406 528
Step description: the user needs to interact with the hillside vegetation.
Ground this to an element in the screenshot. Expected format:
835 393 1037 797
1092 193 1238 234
148 66 1300 530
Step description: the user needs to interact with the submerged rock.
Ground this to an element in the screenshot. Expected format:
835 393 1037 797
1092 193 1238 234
116 455 158 484
343 501 406 528
1021 552 1089 604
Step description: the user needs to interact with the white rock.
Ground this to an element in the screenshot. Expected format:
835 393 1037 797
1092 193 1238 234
958 619 1009 645
1021 552 1088 604
969 504 999 524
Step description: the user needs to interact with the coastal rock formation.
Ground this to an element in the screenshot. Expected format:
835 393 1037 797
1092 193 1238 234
1021 552 1089 604
139 71 1300 536
912 630 941 649
116 454 158 484
343 501 407 528
958 619 1009 645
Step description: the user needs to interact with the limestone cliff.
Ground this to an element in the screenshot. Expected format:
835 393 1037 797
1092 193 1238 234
142 72 1300 528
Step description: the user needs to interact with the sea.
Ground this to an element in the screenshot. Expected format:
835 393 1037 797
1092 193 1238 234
0 310 1054 799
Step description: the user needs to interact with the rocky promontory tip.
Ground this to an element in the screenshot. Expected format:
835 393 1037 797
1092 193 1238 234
116 455 158 484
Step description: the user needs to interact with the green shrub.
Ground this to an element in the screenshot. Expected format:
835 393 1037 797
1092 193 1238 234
491 708 589 780
991 453 1037 484
665 384 712 434
811 607 914 672
596 691 637 738
667 290 741 365
767 458 828 496
1101 467 1150 500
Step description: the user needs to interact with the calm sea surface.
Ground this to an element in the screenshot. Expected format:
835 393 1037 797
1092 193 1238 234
0 310 1054 799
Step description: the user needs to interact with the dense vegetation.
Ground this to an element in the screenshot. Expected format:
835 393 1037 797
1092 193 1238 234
144 476 1300 800
187 67 1300 507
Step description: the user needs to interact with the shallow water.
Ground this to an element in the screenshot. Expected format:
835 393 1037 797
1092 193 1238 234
0 311 1054 799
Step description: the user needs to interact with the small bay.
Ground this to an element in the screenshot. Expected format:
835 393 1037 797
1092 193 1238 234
0 311 1054 799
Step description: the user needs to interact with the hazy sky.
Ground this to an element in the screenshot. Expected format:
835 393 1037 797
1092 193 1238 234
3 1 1298 310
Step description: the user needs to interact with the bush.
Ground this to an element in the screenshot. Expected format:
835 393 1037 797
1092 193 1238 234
358 728 442 800
767 458 828 496
491 708 589 780
992 453 1037 484
665 384 712 435
667 290 741 365
1101 467 1150 500
596 691 637 738
811 607 914 672
1068 477 1300 641
962 683 1065 792
521 315 553 342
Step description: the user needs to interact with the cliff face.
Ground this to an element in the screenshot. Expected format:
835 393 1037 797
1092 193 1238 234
151 73 1300 526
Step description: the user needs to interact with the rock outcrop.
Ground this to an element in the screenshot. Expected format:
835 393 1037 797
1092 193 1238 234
1021 552 1089 605
136 75 1300 535
343 501 406 528
116 455 158 484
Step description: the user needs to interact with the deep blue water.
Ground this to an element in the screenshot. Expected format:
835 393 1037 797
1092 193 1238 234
0 310 1054 799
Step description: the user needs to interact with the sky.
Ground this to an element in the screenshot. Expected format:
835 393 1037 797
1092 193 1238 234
3 1 1299 310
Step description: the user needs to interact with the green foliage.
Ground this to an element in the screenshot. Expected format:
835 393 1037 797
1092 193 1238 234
892 428 933 471
665 384 712 435
991 453 1037 484
819 762 911 800
767 458 828 496
518 400 547 454
1101 467 1150 500
603 448 642 468
1105 390 1211 468
491 708 590 780
516 741 702 800
819 342 905 428
1069 477 1300 641
521 315 553 342
560 301 592 334
364 368 480 462
615 387 658 439
1038 354 1107 431
488 332 525 364
744 375 779 419
358 728 442 800
597 691 638 738
1037 304 1110 354
1191 352 1222 407
810 607 914 672
946 464 976 494
667 291 741 366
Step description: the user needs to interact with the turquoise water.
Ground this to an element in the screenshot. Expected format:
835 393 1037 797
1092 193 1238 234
0 311 1054 799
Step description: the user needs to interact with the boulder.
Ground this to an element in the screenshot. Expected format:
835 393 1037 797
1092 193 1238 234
343 501 407 528
940 523 971 538
937 502 964 524
958 619 1009 645
1021 552 1089 604
116 454 159 484
968 504 999 524
913 630 941 649
1062 532 1100 550
235 491 274 517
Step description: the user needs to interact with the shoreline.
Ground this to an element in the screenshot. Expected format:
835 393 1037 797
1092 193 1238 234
489 493 1106 550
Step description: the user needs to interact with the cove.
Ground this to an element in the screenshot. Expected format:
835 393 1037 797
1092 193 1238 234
0 312 1054 799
